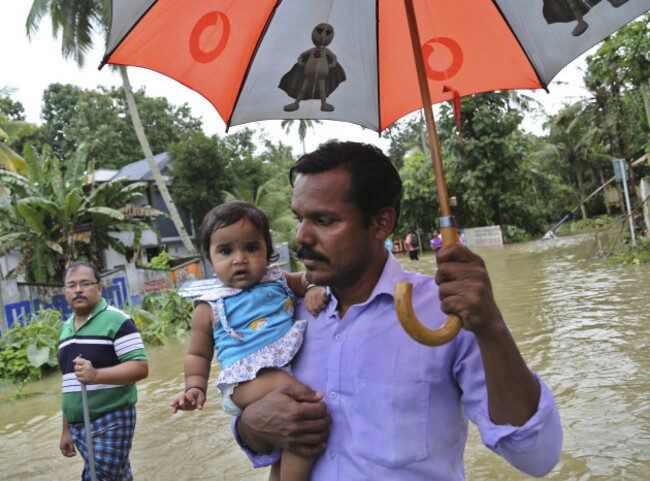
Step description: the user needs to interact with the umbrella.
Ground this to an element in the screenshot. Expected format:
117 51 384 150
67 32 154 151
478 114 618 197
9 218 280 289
101 0 649 345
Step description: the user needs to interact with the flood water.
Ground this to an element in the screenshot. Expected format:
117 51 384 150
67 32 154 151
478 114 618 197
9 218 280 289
1 233 649 480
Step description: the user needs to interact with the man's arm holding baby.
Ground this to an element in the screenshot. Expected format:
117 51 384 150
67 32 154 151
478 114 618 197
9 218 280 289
235 383 330 458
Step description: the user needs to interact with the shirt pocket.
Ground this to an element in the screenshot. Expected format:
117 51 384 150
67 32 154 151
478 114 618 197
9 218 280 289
351 379 430 468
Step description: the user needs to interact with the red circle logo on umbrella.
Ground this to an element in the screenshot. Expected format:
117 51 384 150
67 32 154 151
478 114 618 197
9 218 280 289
422 37 463 81
189 11 230 64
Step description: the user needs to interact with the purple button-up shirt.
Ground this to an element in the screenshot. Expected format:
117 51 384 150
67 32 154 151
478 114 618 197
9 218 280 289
234 252 562 480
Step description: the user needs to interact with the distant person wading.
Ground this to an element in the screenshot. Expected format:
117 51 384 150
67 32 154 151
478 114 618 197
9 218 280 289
405 230 420 261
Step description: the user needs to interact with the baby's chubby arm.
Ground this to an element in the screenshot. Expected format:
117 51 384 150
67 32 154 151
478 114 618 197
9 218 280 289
284 272 328 317
171 302 215 413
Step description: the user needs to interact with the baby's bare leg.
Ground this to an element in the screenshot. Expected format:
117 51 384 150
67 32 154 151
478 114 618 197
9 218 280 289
280 449 314 481
269 461 281 481
231 368 301 411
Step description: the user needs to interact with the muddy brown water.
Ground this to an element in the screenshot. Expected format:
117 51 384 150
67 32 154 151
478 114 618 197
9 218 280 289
1 233 648 480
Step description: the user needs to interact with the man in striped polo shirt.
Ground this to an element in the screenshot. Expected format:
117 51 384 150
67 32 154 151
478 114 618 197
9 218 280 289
59 261 148 480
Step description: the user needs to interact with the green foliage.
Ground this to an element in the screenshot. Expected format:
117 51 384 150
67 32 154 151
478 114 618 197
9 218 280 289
582 14 650 183
0 91 34 174
0 291 193 387
503 225 529 243
397 147 439 235
32 83 202 169
146 246 173 270
605 236 650 265
0 145 154 281
383 113 425 170
0 309 63 384
26 0 111 68
168 131 236 233
169 129 291 236
129 290 193 345
555 214 615 235
0 92 26 120
437 92 550 235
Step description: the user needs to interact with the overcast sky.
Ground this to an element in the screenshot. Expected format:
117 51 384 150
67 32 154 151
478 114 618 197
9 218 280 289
2 1 601 155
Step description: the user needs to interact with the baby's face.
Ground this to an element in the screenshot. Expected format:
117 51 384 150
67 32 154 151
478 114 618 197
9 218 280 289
209 218 269 289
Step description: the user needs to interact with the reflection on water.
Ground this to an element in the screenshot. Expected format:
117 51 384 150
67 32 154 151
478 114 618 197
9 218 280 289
1 233 648 480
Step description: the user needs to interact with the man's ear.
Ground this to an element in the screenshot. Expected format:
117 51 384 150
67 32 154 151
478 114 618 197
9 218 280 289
370 207 396 238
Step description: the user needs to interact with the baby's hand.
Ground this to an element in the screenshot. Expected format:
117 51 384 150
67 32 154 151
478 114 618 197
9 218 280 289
304 285 328 317
170 388 206 413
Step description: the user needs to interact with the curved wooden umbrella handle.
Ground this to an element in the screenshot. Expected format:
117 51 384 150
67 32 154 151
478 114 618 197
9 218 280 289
398 0 463 346
395 281 462 346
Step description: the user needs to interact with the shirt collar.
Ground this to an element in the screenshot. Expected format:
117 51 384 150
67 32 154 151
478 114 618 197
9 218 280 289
67 297 107 327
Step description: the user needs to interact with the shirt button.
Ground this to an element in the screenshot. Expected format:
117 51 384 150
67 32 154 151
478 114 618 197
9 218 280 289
335 334 343 341
329 391 337 399
329 450 336 460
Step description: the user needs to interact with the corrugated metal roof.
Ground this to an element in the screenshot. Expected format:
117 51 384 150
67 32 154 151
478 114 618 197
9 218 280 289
113 152 170 183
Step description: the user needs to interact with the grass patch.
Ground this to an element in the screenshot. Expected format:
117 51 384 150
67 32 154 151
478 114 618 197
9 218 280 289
605 236 650 265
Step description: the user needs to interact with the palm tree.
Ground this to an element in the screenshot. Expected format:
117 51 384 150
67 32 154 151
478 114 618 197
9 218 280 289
26 0 197 255
280 119 323 153
541 100 612 219
0 86 29 175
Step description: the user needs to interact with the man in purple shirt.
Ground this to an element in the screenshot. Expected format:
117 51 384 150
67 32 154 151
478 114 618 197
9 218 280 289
234 142 562 480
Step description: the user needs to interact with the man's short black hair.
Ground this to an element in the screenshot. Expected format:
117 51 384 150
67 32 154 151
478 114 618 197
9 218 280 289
199 201 278 263
64 261 101 283
289 141 402 230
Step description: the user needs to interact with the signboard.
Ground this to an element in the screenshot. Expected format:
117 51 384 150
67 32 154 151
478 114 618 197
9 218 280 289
612 158 628 182
465 226 503 248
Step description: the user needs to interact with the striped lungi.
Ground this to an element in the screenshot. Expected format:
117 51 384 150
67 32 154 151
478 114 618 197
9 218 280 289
69 405 136 481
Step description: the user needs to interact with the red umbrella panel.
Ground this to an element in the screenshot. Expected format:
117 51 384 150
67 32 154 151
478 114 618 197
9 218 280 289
102 0 649 133
102 0 649 345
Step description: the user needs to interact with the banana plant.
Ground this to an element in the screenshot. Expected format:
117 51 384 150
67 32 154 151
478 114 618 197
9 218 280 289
0 144 161 282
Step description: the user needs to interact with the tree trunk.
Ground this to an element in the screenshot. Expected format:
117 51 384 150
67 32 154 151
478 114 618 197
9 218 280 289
119 66 196 255
598 167 611 216
575 162 587 219
640 81 650 134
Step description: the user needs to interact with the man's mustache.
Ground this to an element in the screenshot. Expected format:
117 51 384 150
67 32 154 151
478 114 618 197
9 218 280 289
296 246 330 264
73 295 87 301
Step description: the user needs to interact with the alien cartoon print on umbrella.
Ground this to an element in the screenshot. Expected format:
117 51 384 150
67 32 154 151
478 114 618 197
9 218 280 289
279 23 346 112
543 0 630 36
102 0 649 135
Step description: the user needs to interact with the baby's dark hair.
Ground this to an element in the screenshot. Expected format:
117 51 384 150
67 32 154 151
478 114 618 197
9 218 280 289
199 201 278 262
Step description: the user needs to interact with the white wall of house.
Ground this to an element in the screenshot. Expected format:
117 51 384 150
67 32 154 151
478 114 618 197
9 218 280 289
104 229 160 270
165 242 193 258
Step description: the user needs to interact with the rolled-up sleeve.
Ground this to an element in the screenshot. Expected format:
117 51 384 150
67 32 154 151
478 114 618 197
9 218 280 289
230 417 282 468
474 373 563 477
